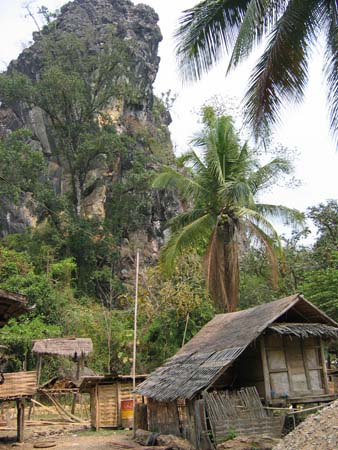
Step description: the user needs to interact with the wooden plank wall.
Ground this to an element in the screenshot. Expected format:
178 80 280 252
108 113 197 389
98 384 118 428
264 335 326 399
147 398 181 435
0 372 36 399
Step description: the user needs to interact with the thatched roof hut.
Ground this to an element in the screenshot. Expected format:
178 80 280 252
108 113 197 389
136 294 338 449
0 289 30 326
137 294 338 403
32 338 93 359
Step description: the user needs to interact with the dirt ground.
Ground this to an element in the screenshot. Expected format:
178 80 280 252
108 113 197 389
0 426 140 450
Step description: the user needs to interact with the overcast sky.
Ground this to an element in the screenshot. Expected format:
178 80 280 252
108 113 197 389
1 0 337 240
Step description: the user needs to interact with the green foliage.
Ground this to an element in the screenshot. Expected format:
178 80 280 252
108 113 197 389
0 129 49 203
0 316 61 371
301 256 338 321
225 427 237 441
137 250 214 371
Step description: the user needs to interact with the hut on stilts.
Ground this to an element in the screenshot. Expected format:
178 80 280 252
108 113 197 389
0 289 36 443
136 294 338 449
32 337 93 418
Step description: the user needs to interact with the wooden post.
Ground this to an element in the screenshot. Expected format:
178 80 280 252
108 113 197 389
95 384 99 431
36 355 42 387
16 399 25 443
320 339 330 394
260 336 271 403
132 250 140 437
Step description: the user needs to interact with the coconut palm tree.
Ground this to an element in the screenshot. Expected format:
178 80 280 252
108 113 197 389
153 109 304 312
175 0 338 141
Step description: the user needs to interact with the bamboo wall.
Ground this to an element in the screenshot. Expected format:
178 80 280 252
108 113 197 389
0 371 37 399
90 379 143 429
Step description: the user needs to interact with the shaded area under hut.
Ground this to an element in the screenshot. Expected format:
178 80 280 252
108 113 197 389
136 294 338 449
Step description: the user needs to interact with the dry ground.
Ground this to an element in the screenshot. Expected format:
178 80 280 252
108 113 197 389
0 426 139 450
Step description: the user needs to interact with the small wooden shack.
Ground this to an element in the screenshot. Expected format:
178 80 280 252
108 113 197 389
0 290 36 443
0 289 30 326
136 294 338 448
80 374 146 430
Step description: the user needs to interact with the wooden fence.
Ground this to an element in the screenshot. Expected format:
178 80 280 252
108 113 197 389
204 387 284 443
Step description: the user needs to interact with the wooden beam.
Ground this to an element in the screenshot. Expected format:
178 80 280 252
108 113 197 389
260 337 271 402
283 336 294 395
320 339 330 394
95 385 99 431
300 339 312 392
16 399 25 443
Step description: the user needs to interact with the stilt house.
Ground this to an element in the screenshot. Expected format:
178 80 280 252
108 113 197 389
0 290 36 443
136 294 338 448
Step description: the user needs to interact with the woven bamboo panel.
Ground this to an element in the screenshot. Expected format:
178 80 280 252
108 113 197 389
98 384 118 427
0 371 37 399
214 416 284 442
119 382 142 402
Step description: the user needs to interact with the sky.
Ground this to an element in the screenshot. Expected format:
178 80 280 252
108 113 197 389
0 0 337 240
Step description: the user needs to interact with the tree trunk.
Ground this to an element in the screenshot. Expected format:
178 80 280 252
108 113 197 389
223 228 239 312
206 224 239 313
74 173 82 217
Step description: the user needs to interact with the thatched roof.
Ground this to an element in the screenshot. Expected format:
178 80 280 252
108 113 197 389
0 289 30 326
79 374 147 392
268 323 338 338
136 294 338 401
32 338 93 358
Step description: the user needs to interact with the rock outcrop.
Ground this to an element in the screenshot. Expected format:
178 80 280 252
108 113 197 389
0 0 178 255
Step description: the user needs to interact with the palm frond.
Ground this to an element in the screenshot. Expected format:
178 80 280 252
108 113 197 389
244 0 321 136
249 157 292 193
160 213 216 275
178 150 207 173
255 204 305 228
166 209 207 232
241 207 283 254
324 0 338 144
152 167 207 199
228 0 286 71
246 220 280 288
175 0 251 80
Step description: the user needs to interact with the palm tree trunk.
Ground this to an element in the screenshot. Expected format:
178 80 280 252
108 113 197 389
206 225 239 313
223 227 239 312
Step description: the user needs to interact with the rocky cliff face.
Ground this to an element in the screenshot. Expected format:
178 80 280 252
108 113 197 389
0 0 178 256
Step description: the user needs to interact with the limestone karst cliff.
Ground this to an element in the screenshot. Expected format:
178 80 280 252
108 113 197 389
0 0 178 260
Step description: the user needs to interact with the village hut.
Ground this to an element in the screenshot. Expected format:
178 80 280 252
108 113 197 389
32 337 93 384
32 337 93 419
136 294 338 448
0 288 30 326
80 374 147 430
0 290 36 443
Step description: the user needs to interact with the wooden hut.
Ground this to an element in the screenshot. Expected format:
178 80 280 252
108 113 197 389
0 289 30 326
32 337 93 384
80 374 146 430
0 290 36 443
136 294 338 448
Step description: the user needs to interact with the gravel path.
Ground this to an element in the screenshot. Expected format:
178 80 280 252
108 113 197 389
273 400 338 450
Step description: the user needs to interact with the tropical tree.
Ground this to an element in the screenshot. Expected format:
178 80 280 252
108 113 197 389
175 0 338 141
153 108 304 312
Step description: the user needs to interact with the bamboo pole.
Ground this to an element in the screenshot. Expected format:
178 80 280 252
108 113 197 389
132 250 140 437
181 313 190 347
